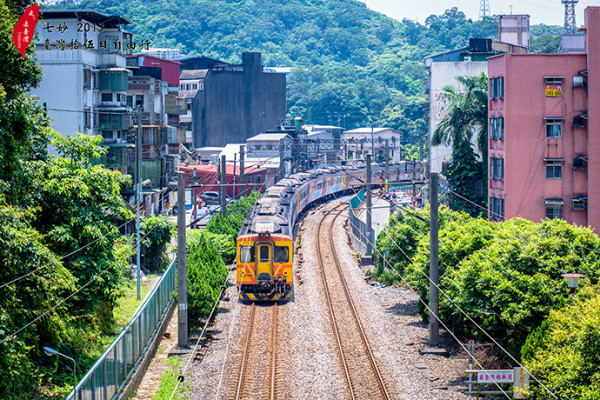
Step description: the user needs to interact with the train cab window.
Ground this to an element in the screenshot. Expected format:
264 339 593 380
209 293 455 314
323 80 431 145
239 246 254 263
274 246 290 263
259 245 270 262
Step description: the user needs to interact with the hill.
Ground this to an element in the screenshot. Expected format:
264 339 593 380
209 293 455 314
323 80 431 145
52 0 558 138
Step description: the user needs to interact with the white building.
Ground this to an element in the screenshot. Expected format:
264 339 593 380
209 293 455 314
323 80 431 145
30 10 133 168
343 127 403 163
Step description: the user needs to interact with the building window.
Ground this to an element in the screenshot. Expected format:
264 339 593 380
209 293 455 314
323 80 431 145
545 160 563 179
545 119 562 138
101 92 113 102
102 130 113 140
489 197 504 220
544 77 563 97
573 76 585 87
545 204 563 219
490 157 504 180
573 115 586 128
490 117 504 139
135 95 143 108
84 68 92 89
489 77 504 99
84 108 91 129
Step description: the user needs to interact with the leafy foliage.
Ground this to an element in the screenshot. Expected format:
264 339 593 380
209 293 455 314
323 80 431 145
186 231 228 319
432 74 488 215
376 209 600 362
524 285 600 399
140 215 175 272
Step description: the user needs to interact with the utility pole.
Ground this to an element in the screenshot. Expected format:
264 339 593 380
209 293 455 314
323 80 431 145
479 0 491 20
177 171 188 348
366 154 373 257
279 140 285 181
420 138 424 162
232 153 237 199
240 145 245 197
135 109 142 301
220 155 227 218
429 172 439 346
370 126 375 160
385 139 390 188
191 168 197 229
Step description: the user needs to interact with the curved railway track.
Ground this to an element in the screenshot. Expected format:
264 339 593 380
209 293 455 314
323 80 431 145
234 303 280 400
316 204 391 400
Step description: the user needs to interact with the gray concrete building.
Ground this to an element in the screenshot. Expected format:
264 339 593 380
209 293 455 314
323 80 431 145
191 52 286 148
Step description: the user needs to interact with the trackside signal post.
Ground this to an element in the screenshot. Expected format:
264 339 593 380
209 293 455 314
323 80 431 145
177 172 188 348
366 155 373 257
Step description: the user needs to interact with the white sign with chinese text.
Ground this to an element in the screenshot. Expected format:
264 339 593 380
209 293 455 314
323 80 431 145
477 370 514 384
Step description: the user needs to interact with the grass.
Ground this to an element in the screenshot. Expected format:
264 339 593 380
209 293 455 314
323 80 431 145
152 356 189 400
113 275 158 331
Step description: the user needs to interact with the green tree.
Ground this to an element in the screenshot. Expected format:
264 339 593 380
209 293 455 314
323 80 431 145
140 215 175 272
432 73 488 215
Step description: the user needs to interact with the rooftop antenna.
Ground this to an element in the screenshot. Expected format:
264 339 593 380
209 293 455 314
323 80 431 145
509 5 513 15
562 0 579 34
479 0 491 20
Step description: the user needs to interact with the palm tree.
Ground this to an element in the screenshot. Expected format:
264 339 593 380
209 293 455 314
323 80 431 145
433 73 488 216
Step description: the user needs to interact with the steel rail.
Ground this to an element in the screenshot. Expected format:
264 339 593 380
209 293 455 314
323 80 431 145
235 303 256 400
271 303 278 400
329 207 391 400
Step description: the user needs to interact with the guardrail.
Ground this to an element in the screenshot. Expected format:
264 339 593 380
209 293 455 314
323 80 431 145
348 189 371 254
65 259 177 400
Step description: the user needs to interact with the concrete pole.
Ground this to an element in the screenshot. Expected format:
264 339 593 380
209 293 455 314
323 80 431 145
366 155 373 256
240 145 245 197
279 141 285 181
220 155 227 218
385 139 390 188
135 111 142 301
233 153 237 199
429 172 439 346
177 172 188 348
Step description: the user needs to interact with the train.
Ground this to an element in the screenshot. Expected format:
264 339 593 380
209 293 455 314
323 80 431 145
235 160 425 301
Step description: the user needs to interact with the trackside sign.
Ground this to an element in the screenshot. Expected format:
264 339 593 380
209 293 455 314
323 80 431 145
477 370 514 383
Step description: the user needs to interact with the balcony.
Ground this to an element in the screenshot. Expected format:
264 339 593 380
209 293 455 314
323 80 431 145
98 69 129 91
98 111 130 131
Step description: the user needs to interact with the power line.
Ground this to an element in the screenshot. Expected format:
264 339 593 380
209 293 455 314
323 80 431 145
375 211 560 399
1 212 166 346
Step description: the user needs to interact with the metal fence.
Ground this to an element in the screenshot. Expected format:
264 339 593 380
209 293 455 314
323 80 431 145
348 190 373 254
65 259 177 400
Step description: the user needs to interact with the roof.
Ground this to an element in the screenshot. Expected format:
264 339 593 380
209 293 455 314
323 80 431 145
344 127 395 134
40 10 130 27
247 133 291 142
181 164 264 175
180 69 208 80
127 54 183 66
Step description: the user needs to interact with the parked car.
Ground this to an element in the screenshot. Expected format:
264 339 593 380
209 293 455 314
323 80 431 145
200 191 221 205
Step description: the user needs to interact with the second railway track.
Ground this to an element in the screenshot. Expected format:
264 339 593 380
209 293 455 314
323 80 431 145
316 204 392 400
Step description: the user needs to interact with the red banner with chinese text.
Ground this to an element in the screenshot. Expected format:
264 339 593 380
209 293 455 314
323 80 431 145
13 4 40 58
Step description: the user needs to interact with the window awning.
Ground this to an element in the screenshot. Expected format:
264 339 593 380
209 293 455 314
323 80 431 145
578 70 588 76
544 76 565 79
572 196 588 202
544 117 564 120
545 198 564 205
543 158 564 163
577 113 588 119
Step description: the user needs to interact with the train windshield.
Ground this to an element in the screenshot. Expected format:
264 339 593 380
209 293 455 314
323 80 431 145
239 246 254 263
274 246 289 263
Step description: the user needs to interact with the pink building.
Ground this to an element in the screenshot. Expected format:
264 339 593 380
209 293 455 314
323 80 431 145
487 6 600 231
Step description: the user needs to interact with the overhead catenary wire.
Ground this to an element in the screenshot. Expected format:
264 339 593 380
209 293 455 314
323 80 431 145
373 207 561 400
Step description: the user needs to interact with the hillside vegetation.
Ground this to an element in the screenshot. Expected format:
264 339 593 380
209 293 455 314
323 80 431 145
57 0 559 138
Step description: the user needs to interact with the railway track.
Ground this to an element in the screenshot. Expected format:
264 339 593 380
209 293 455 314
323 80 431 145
316 205 392 400
234 303 280 400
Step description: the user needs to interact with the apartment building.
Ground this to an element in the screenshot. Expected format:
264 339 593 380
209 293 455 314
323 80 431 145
487 6 600 231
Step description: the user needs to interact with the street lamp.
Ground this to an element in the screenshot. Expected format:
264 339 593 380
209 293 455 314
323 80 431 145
43 346 77 388
561 273 585 306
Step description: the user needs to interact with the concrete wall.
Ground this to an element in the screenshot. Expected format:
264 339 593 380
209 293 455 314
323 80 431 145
428 61 487 172
192 53 286 148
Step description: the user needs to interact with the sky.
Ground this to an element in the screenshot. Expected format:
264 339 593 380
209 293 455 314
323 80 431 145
360 0 599 27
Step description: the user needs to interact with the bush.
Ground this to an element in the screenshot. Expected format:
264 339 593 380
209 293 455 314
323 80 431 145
186 232 228 319
375 208 600 360
524 285 600 399
140 215 175 272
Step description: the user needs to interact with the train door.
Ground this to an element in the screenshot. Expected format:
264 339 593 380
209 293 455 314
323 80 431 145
256 243 273 282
